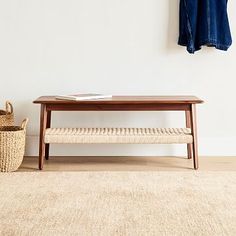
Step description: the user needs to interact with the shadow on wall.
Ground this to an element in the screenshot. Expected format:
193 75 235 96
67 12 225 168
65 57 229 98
166 0 180 51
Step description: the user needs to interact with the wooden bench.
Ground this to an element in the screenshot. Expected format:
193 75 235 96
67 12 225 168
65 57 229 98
33 96 203 170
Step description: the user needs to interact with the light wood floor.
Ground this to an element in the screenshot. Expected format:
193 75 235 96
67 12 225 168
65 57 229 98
19 156 236 171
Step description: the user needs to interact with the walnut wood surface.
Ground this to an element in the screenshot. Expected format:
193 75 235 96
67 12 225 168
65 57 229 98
34 96 203 104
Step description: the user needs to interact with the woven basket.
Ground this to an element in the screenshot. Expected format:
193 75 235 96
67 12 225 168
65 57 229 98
0 101 14 126
0 119 28 172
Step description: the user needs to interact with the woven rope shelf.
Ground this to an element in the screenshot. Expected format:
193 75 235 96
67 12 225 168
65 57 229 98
45 127 193 144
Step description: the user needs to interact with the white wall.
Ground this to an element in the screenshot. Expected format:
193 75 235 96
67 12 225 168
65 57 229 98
0 0 235 156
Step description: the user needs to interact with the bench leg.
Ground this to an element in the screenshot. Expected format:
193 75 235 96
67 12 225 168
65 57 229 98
45 110 51 160
39 104 48 170
185 110 192 159
190 104 199 170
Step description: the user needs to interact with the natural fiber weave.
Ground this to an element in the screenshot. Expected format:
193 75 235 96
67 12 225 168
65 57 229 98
0 172 236 235
0 119 28 172
45 127 193 144
0 101 14 126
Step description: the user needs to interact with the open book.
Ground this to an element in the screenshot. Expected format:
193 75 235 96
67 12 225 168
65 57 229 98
56 93 112 101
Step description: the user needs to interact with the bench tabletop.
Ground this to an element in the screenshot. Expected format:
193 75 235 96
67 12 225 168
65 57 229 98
33 96 203 104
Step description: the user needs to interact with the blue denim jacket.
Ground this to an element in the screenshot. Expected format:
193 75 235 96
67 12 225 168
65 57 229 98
178 0 232 53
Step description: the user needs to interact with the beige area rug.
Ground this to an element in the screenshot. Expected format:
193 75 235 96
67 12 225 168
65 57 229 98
0 172 236 236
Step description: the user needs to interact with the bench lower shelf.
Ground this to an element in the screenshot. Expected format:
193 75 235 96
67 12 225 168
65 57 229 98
45 127 193 144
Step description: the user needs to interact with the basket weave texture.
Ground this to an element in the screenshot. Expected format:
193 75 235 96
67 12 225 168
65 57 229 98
0 119 28 172
0 101 14 126
45 127 193 144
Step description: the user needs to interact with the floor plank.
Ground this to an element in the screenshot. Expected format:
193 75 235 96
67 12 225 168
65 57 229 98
19 156 236 171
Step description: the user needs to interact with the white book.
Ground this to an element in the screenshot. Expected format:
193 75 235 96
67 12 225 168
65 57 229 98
56 93 112 101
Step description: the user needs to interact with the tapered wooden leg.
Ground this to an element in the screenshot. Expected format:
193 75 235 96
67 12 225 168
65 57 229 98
190 104 199 170
45 110 51 160
39 104 47 170
185 110 193 159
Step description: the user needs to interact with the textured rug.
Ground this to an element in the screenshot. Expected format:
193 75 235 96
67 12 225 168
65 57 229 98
0 172 236 236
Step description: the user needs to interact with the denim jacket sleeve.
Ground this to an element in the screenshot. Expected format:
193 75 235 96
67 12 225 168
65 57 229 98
178 0 232 53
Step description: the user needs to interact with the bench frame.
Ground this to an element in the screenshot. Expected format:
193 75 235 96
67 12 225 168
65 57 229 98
34 96 203 170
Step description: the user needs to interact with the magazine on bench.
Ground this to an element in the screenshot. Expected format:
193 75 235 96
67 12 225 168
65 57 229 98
56 93 112 101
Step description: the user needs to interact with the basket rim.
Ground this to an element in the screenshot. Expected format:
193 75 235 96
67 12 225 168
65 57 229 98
0 110 9 115
0 126 24 132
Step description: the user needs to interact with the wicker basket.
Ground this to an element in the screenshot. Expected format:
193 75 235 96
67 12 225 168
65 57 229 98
0 101 14 126
0 119 28 172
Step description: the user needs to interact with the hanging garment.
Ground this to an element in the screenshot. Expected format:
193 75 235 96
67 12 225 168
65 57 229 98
178 0 232 53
